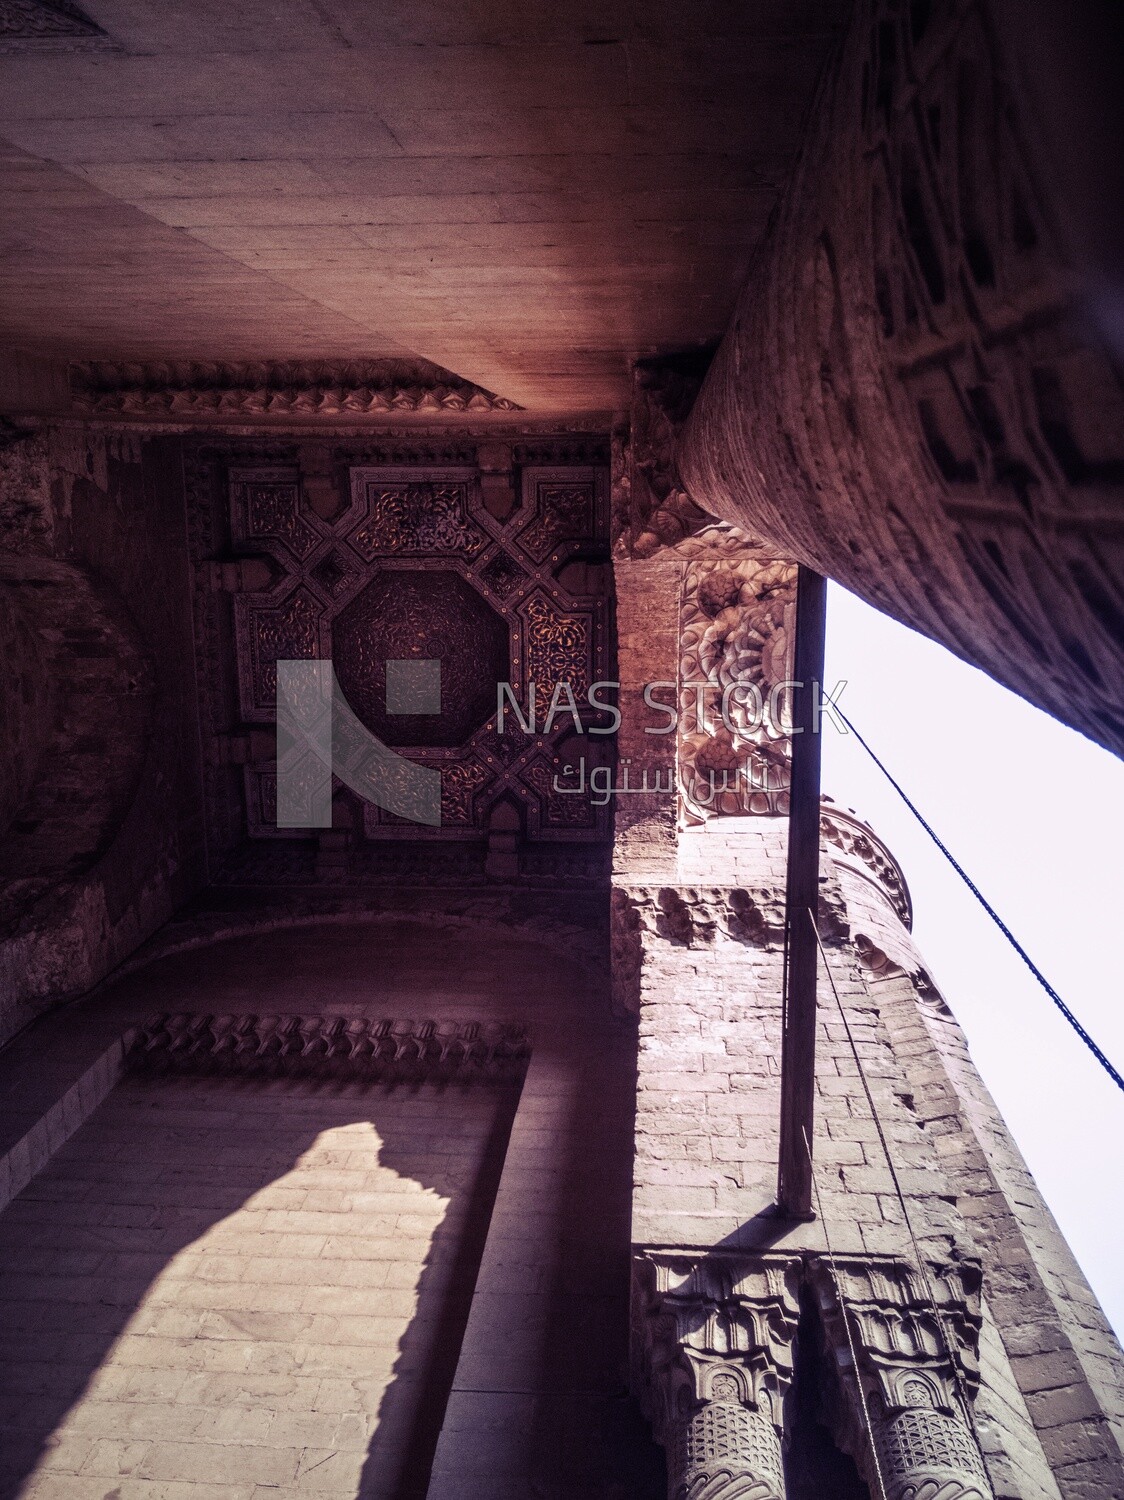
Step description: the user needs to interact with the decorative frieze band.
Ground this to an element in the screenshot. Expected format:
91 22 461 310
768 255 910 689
69 361 521 419
127 1013 530 1084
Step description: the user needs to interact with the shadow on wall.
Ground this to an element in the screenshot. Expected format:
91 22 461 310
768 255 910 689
0 1064 664 1499
0 1072 518 1499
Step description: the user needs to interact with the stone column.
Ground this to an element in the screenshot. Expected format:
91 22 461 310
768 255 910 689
808 1257 996 1500
676 0 1124 760
633 1253 801 1499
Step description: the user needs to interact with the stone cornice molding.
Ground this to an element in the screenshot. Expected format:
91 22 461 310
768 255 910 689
820 800 913 930
68 361 522 421
128 1012 531 1084
0 0 113 50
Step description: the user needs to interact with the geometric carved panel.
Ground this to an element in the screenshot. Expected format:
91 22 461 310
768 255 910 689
222 451 611 843
332 570 509 748
347 476 486 559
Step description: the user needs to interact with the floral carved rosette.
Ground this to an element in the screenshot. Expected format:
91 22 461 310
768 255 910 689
678 544 796 821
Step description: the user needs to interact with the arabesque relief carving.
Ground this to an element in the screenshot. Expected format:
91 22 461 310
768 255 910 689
678 533 797 821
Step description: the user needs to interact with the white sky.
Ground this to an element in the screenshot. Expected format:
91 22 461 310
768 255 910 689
821 582 1124 1336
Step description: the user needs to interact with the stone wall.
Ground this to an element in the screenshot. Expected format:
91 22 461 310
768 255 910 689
0 428 205 1045
613 814 1124 1499
0 912 664 1500
0 1071 517 1499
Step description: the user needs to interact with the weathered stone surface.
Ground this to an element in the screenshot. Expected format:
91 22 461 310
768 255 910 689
0 429 203 1045
680 0 1124 758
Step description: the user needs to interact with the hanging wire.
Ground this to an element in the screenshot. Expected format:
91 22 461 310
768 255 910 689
835 706 1124 1094
802 1123 890 1500
808 909 992 1479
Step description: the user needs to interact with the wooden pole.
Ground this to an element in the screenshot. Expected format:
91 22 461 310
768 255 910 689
776 566 827 1219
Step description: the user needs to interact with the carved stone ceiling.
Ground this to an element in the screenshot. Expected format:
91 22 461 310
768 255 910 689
189 438 613 858
0 1 848 412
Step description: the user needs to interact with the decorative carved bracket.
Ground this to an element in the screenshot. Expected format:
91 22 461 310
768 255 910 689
807 1256 994 1500
614 360 713 559
633 1253 802 1500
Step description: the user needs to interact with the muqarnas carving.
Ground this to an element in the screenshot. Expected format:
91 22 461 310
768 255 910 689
807 1257 994 1500
633 1253 801 1500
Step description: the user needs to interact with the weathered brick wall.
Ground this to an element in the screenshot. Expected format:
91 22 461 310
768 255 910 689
614 815 1124 1498
0 912 663 1499
616 813 1124 1497
624 822 973 1265
841 862 1124 1497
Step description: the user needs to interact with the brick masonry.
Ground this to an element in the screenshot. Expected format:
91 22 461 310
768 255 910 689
0 912 663 1500
0 1073 512 1500
616 814 1124 1498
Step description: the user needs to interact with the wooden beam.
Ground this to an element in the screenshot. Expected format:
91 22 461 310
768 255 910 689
777 566 828 1220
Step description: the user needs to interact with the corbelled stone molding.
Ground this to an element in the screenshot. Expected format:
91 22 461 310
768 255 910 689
615 883 787 949
0 0 112 50
820 801 913 930
807 1257 994 1500
69 360 521 420
610 883 787 1019
633 1253 802 1500
127 1013 531 1084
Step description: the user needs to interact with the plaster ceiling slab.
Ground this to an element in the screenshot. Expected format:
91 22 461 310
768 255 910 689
0 0 848 412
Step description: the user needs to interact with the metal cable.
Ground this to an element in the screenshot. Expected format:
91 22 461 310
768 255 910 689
836 707 1124 1093
808 909 992 1480
802 1123 890 1500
